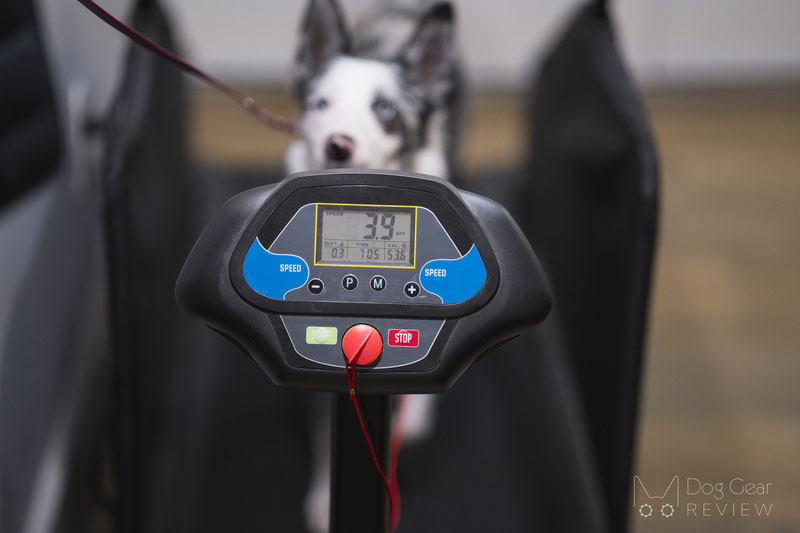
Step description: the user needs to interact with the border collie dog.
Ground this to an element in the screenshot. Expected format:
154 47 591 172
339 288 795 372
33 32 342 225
286 1 460 531
286 0 461 180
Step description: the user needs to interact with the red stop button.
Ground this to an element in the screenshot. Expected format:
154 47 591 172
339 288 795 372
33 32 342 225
342 324 383 365
388 329 419 347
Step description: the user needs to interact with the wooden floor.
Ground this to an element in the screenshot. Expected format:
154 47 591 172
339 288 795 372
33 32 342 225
631 88 800 533
189 86 800 532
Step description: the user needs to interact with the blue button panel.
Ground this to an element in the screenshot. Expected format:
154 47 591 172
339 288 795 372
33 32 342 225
419 245 487 305
243 239 309 300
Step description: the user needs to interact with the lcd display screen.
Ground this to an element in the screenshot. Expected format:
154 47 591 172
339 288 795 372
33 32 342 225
315 204 416 267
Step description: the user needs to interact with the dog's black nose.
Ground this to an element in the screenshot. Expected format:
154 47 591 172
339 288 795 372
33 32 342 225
325 134 355 163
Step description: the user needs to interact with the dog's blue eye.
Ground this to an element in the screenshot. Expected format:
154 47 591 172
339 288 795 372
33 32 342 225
373 99 397 122
312 98 328 111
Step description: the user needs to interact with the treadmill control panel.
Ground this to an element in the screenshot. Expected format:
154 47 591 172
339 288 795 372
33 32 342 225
177 170 551 393
232 186 492 370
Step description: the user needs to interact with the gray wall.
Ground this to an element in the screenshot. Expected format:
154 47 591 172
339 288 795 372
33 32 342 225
160 0 800 89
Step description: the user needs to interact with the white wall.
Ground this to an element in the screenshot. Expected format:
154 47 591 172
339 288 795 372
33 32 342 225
615 0 800 87
160 0 800 89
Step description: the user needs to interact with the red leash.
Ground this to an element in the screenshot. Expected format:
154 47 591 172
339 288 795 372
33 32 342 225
75 0 297 135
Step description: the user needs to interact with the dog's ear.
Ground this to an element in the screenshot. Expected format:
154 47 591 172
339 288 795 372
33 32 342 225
399 3 456 102
293 0 350 96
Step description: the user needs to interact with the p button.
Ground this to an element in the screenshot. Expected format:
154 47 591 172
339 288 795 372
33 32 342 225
342 274 358 291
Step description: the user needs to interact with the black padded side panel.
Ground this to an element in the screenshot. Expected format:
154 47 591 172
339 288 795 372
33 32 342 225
100 4 192 532
0 0 61 207
0 181 112 533
522 3 659 531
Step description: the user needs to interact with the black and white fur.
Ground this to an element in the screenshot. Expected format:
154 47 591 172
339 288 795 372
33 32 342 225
286 0 461 180
287 2 460 531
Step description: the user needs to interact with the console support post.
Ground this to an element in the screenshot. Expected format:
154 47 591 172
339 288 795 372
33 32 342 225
330 393 392 533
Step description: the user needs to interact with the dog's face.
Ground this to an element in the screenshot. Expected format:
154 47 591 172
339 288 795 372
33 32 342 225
286 1 455 176
297 57 411 170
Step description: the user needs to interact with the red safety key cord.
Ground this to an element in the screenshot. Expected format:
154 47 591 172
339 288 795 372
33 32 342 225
389 395 410 531
345 363 403 532
343 324 404 531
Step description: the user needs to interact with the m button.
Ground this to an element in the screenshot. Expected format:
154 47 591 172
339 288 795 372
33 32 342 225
370 276 386 292
404 282 420 298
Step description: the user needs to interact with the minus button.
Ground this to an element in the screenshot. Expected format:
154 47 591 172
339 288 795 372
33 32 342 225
307 279 324 294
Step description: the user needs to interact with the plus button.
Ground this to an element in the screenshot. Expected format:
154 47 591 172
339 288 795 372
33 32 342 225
404 282 420 298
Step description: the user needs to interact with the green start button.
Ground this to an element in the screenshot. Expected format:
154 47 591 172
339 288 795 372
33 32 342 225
306 326 338 345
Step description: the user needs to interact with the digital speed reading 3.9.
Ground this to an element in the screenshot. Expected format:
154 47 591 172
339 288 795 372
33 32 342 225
315 204 416 267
